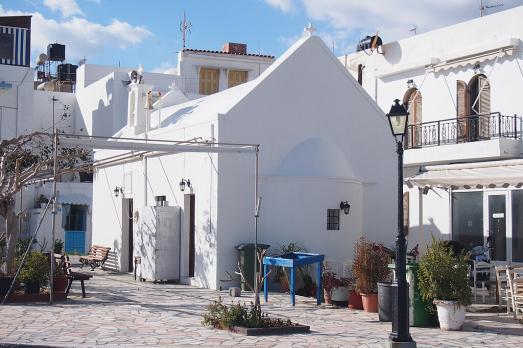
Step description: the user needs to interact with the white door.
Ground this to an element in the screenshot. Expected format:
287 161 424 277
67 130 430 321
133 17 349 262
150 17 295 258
483 191 511 261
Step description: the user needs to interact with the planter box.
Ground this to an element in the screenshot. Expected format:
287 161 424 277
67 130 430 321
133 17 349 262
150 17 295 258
2 291 67 303
228 324 310 336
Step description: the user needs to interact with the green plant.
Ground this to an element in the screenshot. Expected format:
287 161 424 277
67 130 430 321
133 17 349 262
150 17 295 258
202 297 269 329
53 239 64 254
15 238 36 259
18 251 49 287
352 237 390 294
418 238 472 308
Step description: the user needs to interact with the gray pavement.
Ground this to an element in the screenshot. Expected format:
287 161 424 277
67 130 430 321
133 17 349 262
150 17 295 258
0 268 522 347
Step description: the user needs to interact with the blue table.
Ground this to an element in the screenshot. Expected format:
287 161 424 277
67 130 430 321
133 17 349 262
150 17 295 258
263 252 324 306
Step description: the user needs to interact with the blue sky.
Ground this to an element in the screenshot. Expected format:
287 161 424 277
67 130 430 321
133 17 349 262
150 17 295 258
1 0 522 72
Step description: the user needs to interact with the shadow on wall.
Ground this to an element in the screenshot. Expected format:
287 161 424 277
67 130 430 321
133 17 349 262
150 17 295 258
104 240 120 271
136 207 157 278
91 77 114 137
406 218 446 255
195 209 216 289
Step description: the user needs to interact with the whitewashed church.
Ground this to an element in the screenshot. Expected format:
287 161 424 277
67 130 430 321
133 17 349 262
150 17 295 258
91 31 397 290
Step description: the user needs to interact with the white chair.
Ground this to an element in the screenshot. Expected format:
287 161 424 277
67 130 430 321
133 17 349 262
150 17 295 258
508 267 523 319
495 265 512 313
471 260 491 303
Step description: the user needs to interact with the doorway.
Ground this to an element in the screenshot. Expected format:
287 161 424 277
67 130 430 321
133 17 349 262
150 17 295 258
484 192 509 261
127 199 134 272
122 198 134 272
184 194 195 277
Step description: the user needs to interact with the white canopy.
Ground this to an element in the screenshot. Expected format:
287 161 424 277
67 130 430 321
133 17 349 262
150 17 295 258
407 159 523 189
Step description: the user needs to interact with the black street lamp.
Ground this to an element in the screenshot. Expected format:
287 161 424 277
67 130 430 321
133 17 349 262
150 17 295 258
386 99 416 347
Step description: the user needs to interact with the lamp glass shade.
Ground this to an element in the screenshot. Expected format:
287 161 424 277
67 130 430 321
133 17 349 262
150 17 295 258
179 180 185 192
389 115 408 136
114 187 119 197
386 99 409 137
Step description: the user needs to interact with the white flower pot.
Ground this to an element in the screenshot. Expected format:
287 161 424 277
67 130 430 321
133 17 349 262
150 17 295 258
331 286 349 302
434 300 466 331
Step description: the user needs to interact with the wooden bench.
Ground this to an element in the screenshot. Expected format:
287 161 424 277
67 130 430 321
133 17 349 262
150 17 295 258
55 254 93 298
79 245 111 270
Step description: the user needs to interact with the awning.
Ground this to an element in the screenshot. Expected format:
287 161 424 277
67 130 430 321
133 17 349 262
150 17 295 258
432 38 519 73
406 159 523 189
58 193 91 206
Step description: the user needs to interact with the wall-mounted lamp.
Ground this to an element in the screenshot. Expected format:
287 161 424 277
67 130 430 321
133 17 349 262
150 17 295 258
114 186 123 197
339 201 351 215
473 63 481 74
406 79 415 89
179 178 191 192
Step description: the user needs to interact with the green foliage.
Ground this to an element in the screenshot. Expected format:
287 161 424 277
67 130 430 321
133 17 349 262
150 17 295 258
418 238 472 307
352 237 390 294
18 251 49 286
202 297 269 329
53 239 64 254
16 238 36 258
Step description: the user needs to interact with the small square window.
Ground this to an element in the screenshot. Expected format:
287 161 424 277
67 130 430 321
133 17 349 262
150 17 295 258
327 209 340 230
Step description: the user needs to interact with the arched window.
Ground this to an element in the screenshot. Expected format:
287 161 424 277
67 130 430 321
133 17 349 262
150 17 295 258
403 88 422 147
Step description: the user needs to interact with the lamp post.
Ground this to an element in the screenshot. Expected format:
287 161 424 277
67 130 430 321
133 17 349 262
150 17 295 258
386 99 415 347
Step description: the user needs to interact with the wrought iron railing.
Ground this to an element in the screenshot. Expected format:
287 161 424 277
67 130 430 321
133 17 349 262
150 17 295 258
405 112 522 149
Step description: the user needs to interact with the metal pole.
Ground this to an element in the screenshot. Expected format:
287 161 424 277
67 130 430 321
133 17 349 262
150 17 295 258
49 130 58 304
254 147 259 303
390 140 413 344
18 188 22 239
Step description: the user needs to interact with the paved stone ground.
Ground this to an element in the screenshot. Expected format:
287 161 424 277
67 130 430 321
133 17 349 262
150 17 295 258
0 268 522 347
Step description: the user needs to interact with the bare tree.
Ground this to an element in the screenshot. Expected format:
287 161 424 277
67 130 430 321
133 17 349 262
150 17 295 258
0 132 91 274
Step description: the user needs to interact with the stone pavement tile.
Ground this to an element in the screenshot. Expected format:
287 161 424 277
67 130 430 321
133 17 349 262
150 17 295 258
0 270 522 347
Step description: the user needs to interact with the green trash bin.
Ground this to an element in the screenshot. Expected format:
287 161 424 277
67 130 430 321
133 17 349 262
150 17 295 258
406 263 430 327
235 243 270 291
388 262 430 327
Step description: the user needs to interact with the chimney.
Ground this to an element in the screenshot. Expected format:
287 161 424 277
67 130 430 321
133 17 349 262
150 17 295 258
222 42 247 55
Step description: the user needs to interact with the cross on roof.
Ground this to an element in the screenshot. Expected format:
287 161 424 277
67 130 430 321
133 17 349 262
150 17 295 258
304 22 316 37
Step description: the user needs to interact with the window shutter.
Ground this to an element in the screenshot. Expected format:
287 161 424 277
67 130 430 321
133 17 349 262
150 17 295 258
478 76 491 138
456 80 468 117
456 80 469 141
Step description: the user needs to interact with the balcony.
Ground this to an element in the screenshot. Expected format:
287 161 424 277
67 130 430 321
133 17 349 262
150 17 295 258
404 112 523 166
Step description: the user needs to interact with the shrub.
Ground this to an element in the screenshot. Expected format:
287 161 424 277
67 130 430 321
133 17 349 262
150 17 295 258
18 251 49 286
418 238 472 307
352 237 390 294
202 297 270 329
54 239 64 255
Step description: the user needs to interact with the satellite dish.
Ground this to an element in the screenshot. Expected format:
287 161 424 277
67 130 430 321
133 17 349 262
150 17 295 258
36 53 47 65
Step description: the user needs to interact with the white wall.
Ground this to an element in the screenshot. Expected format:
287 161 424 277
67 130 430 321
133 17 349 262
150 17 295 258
215 36 396 289
341 7 523 132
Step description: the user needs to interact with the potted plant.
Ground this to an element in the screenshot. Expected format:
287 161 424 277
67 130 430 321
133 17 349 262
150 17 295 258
19 251 49 294
352 237 390 312
53 257 68 293
0 270 15 295
321 263 350 304
418 238 472 331
54 239 64 255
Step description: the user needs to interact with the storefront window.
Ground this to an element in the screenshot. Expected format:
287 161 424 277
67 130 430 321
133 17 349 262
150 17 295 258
452 192 483 251
512 190 523 262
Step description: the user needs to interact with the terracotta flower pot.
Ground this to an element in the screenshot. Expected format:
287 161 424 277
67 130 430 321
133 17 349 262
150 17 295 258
53 275 69 293
348 290 363 309
361 293 379 313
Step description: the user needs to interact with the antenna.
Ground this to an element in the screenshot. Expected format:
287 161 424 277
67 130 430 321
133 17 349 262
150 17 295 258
480 0 503 17
180 11 192 49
